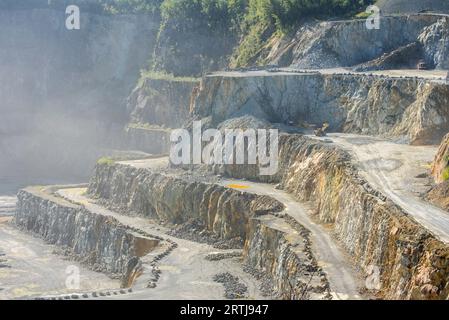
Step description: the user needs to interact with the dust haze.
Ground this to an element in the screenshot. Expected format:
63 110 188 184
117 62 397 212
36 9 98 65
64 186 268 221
0 7 156 194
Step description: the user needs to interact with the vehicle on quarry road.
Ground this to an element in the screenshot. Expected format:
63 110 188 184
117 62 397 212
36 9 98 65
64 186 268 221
417 60 429 70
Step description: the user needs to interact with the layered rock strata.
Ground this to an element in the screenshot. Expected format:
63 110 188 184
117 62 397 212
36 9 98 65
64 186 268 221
192 72 449 145
427 133 449 210
265 15 449 70
212 134 449 299
15 187 161 286
87 161 330 299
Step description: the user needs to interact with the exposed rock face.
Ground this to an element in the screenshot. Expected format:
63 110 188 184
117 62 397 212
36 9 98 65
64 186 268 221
426 133 449 211
353 42 423 72
245 215 329 300
127 77 199 129
87 161 331 299
265 15 441 69
15 187 159 284
123 77 199 154
264 15 449 71
426 181 449 211
192 73 449 145
431 133 449 183
419 18 449 69
88 162 284 241
223 135 449 299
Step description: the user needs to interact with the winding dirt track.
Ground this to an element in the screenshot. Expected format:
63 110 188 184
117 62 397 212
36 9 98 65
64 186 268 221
219 180 363 300
309 133 449 244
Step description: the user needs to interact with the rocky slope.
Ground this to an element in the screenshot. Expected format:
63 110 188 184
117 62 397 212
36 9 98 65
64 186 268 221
431 133 449 183
127 76 199 129
419 18 449 70
122 75 199 154
264 15 449 70
87 160 330 299
192 72 449 145
15 187 161 286
88 162 284 241
209 134 449 299
427 133 449 210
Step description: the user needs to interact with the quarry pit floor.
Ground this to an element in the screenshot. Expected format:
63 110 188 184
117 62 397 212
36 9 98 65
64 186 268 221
0 216 119 300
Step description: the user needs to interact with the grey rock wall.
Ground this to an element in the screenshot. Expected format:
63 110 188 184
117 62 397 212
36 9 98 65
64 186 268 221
15 187 159 284
192 73 449 145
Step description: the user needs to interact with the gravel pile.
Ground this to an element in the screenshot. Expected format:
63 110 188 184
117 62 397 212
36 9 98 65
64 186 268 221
204 251 242 261
213 272 248 299
243 264 276 298
168 219 244 249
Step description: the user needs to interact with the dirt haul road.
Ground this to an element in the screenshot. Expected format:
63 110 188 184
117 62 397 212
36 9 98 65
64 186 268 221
219 180 364 300
308 133 449 244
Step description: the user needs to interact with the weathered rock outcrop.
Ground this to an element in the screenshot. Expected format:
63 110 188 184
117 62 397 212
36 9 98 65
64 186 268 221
218 134 449 299
419 18 449 69
87 161 331 299
426 133 449 210
245 215 329 299
15 187 160 285
192 73 449 145
88 162 284 241
127 77 199 129
265 15 442 69
263 14 449 71
426 181 449 211
431 133 449 183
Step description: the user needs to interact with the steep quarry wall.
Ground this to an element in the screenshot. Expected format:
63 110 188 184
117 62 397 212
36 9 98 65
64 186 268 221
266 15 449 70
192 73 449 145
245 215 329 300
0 8 159 183
426 133 449 210
123 76 199 154
87 162 330 299
216 135 449 299
431 133 449 183
88 162 284 241
127 77 199 129
15 187 160 284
